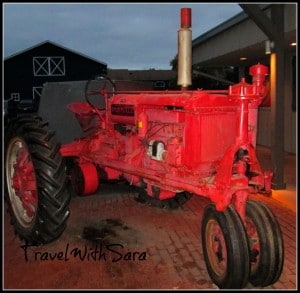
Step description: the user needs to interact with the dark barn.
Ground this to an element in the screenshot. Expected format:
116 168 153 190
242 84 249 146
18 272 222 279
4 40 107 115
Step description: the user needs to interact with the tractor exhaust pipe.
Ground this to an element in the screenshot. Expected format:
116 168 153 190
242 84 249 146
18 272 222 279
177 8 192 89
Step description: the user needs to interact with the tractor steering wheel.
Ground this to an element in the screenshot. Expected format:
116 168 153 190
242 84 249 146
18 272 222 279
84 75 116 110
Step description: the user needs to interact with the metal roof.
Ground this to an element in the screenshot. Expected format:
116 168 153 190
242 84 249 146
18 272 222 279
192 4 271 47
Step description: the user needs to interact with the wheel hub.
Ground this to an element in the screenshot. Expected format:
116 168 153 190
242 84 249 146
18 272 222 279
6 138 38 225
207 219 227 277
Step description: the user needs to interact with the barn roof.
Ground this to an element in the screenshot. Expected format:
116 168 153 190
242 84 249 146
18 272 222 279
4 40 107 66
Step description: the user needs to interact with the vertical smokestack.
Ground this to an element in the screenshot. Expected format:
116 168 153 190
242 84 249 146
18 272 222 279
177 8 192 89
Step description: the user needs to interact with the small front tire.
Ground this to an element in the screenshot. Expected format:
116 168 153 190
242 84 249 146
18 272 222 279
245 200 284 287
201 203 250 289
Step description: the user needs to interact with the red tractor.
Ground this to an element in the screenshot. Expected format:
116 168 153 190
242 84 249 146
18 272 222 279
4 8 283 289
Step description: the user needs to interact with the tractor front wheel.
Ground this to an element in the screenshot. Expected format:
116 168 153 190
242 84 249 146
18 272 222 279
201 203 250 289
5 116 71 244
244 200 284 287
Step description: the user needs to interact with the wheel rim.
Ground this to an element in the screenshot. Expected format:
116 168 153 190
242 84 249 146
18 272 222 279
6 137 38 227
206 218 228 278
244 217 260 274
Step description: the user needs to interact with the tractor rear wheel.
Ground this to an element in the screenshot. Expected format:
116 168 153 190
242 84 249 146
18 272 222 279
244 200 284 287
5 116 71 244
201 203 250 289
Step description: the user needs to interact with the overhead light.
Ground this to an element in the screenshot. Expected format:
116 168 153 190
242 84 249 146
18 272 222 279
240 57 247 61
290 42 296 46
265 40 274 54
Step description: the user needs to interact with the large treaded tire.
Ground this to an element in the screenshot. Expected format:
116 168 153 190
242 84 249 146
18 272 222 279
4 116 71 244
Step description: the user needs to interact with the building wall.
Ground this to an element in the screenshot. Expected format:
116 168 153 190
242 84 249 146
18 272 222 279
283 52 296 154
257 51 296 154
192 5 296 66
193 17 266 65
4 42 107 112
